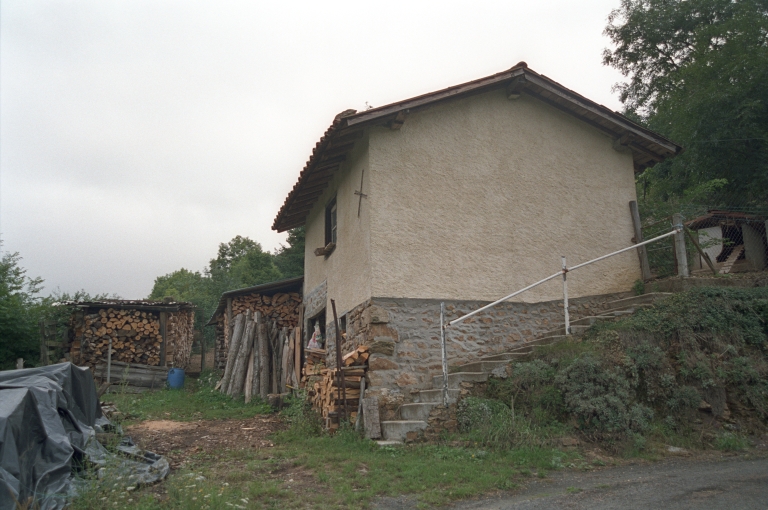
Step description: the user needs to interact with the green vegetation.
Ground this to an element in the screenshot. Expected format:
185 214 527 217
465 287 767 452
107 371 271 423
604 0 768 207
147 228 305 348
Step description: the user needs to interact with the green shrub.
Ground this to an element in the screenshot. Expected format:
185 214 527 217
554 354 633 433
280 391 323 438
457 397 509 433
666 386 701 414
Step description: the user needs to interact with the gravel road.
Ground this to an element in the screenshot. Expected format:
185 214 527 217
454 455 768 510
374 455 768 510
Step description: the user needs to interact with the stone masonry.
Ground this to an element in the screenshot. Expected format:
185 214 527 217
323 292 630 415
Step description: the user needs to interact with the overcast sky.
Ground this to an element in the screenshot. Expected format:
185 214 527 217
1 0 627 299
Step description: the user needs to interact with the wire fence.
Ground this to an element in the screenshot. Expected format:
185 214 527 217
639 189 768 279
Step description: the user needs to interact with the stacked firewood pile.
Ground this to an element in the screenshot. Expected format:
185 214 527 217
73 309 164 366
231 292 301 330
69 307 195 369
304 345 369 428
218 310 301 402
167 310 194 368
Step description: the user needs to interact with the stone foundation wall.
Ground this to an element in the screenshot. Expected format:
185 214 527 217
335 292 630 406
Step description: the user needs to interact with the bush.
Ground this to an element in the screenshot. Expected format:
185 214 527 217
457 397 509 433
280 391 323 438
555 354 633 434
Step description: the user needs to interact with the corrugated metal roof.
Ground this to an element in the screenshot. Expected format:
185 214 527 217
205 276 303 326
272 62 684 232
687 210 767 230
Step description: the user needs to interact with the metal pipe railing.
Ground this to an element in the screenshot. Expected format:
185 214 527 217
448 228 680 327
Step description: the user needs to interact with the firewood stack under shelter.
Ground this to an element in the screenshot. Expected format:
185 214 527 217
206 276 303 371
302 345 370 430
61 299 195 378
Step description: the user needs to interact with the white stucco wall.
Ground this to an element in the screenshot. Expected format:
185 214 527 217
367 89 640 302
303 136 372 316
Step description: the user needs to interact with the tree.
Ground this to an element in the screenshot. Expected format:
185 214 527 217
273 226 305 278
208 236 262 273
0 247 44 368
148 268 207 302
604 0 768 205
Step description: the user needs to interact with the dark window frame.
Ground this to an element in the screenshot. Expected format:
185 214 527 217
325 197 337 248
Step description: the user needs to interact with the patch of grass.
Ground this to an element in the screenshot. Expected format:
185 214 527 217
714 432 750 451
108 371 272 423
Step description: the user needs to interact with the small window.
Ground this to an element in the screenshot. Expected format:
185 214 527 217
325 198 337 247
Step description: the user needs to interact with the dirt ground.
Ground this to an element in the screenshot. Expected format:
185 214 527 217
185 351 215 375
125 415 285 470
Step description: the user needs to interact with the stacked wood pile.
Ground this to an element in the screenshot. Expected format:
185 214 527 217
232 292 301 330
73 309 164 367
215 291 302 370
218 310 302 402
304 345 369 429
68 305 195 370
167 310 194 369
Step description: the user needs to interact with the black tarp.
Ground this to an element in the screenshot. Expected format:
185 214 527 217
0 363 167 509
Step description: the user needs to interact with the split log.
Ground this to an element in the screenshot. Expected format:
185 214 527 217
229 310 255 397
220 314 245 394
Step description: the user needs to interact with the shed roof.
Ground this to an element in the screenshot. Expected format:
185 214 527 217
205 276 304 326
60 299 195 313
686 210 767 230
272 62 684 232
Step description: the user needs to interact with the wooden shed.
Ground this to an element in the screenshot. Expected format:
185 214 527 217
62 299 196 373
206 276 303 370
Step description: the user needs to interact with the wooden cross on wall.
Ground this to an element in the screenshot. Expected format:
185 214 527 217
354 168 368 217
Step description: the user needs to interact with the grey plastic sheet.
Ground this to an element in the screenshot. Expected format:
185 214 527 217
0 363 168 510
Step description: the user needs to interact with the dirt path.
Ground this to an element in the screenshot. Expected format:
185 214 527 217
124 415 285 470
451 455 768 510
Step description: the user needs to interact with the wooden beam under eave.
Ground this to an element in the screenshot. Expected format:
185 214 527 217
390 111 407 130
323 143 356 159
506 76 527 99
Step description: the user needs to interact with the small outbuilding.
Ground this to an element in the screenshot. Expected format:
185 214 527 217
206 276 303 370
61 299 196 372
687 210 768 273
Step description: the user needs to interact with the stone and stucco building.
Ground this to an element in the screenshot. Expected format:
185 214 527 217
272 62 682 395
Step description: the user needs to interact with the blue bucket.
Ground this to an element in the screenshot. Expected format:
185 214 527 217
167 368 185 389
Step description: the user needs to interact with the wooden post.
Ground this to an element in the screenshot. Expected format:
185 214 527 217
159 312 168 366
562 256 570 335
39 320 48 366
685 227 718 275
355 377 366 432
258 313 269 401
673 213 689 277
629 200 652 281
107 337 113 384
331 299 347 421
226 297 233 354
200 332 206 373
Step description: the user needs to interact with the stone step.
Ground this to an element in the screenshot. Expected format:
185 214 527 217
479 352 531 362
567 314 617 327
539 324 590 338
605 292 672 310
455 360 509 373
600 303 652 317
399 402 439 421
416 388 460 403
381 420 428 442
432 371 488 389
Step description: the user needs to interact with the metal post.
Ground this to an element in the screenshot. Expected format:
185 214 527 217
561 256 570 335
673 213 689 277
107 337 112 384
440 302 449 406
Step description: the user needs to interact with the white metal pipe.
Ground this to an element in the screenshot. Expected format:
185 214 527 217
568 229 679 272
440 302 449 406
448 270 563 326
562 256 569 335
448 229 678 327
